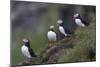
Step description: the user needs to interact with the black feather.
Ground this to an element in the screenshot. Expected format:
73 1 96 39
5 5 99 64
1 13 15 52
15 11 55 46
76 14 90 26
64 27 73 34
49 28 54 32
28 48 37 57
80 17 90 26
24 42 30 48
59 23 73 35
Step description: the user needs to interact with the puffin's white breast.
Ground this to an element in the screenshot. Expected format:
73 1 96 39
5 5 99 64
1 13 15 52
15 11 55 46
47 31 56 41
75 18 85 27
59 26 67 36
21 45 31 58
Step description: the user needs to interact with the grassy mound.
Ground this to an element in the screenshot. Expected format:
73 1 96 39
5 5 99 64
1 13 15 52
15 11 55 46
57 17 96 63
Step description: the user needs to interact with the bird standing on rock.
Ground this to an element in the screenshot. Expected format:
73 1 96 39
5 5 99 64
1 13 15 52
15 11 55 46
47 25 57 47
21 38 37 62
57 20 72 37
47 25 57 42
73 13 89 27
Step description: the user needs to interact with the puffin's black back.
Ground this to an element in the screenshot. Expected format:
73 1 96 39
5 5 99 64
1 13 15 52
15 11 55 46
24 41 37 57
77 15 90 26
28 48 37 57
80 17 90 26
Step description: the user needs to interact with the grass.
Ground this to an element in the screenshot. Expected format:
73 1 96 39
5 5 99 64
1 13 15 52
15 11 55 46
11 10 96 65
57 17 96 63
11 17 96 65
11 16 96 65
11 5 59 65
11 31 48 65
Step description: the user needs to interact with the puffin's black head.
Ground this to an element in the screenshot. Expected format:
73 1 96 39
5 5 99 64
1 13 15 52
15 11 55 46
73 13 81 18
49 25 54 31
23 38 30 47
57 20 63 26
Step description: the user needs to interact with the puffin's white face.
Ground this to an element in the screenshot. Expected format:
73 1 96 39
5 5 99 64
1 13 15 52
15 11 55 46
23 38 29 43
74 13 79 18
49 25 54 29
57 20 63 24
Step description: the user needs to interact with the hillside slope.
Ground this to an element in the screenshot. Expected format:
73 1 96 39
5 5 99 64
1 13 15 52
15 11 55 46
45 17 96 64
16 16 96 66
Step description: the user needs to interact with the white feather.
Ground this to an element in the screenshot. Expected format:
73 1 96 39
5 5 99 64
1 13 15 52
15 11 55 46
75 18 85 27
47 31 56 42
21 45 31 58
59 26 67 36
57 20 63 24
74 13 79 18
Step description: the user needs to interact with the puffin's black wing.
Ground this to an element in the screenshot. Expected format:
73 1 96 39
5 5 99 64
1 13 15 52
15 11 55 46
63 26 73 35
80 17 90 26
28 48 37 57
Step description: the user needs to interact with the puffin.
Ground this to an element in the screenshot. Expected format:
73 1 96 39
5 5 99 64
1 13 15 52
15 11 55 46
73 13 89 27
47 25 57 42
21 38 37 61
57 20 72 37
